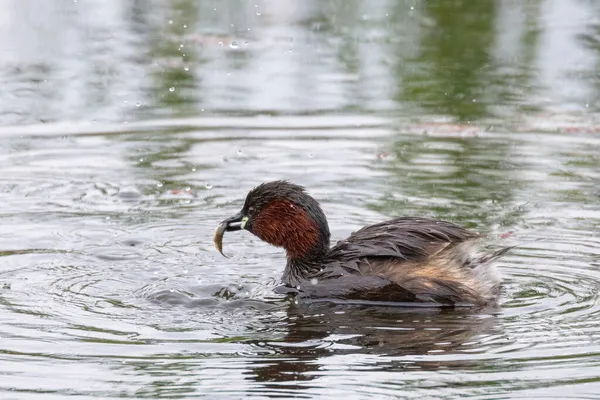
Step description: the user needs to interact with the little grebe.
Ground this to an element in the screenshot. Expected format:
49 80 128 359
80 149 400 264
214 181 508 307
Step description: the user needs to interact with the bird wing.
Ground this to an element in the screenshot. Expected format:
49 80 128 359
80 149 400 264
328 216 479 268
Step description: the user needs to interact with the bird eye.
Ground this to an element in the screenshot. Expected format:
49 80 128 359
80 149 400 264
248 206 256 214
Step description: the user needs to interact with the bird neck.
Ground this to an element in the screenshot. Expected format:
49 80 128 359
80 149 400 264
282 254 328 287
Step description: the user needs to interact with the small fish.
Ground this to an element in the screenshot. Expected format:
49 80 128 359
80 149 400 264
213 223 229 258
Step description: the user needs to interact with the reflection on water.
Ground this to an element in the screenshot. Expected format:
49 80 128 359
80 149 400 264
1 120 599 398
1 0 600 125
1 0 600 399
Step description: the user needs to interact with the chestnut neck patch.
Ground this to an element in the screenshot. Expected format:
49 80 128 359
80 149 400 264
252 198 326 260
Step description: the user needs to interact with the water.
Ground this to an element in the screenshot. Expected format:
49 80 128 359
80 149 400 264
1 0 600 398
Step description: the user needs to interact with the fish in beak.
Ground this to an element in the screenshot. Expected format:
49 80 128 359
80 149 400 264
213 211 248 257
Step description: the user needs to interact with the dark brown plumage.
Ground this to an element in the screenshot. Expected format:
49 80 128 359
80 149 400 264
214 181 508 307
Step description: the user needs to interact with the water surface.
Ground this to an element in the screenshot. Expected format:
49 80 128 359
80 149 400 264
1 1 600 399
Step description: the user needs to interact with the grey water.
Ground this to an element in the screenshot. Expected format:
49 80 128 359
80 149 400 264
1 0 600 398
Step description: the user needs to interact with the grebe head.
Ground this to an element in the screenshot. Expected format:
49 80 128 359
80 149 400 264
214 180 330 260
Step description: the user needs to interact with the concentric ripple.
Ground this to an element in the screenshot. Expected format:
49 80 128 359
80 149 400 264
1 117 600 398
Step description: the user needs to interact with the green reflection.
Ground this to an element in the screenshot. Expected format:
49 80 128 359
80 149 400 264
148 0 201 116
393 0 541 121
577 3 600 113
394 0 497 121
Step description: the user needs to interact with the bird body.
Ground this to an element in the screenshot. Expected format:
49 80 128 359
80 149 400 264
214 181 507 307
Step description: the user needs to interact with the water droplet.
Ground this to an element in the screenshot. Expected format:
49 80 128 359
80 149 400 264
168 20 173 24
169 289 174 293
472 99 477 103
205 183 213 189
237 149 243 155
157 182 163 188
184 66 189 71
169 87 175 92
244 41 249 46
183 269 188 274
191 167 196 172
309 153 314 158
256 12 261 16
139 158 144 162
123 100 128 104
185 187 191 192
92 119 96 124
183 24 187 28
310 278 318 285
135 102 141 107
218 41 224 47
410 6 415 10
230 41 239 49
179 44 184 49
585 103 590 108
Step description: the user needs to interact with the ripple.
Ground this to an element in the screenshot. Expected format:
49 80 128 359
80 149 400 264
1 118 600 398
